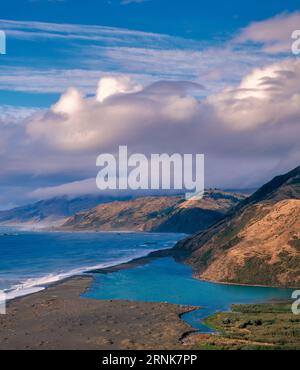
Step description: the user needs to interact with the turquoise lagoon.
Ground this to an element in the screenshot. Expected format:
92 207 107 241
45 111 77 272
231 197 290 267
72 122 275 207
85 257 293 332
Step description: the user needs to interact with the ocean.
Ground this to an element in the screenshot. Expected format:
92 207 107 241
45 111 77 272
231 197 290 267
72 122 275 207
0 227 184 300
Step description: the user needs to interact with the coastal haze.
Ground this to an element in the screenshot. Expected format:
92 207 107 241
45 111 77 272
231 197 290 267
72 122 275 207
0 0 300 351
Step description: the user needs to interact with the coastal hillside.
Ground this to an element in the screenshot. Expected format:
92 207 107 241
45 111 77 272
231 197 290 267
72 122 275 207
0 195 131 226
61 190 245 234
174 166 300 287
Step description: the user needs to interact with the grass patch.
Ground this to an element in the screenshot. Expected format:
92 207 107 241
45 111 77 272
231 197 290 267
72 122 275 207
193 302 300 350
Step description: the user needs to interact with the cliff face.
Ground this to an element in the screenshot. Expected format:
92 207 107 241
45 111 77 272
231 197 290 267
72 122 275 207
174 166 300 287
61 190 245 234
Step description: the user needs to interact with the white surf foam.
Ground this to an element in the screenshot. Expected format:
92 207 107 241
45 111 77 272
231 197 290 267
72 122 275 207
4 249 156 301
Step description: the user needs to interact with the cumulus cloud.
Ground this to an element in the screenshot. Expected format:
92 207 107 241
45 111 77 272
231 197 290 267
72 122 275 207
26 76 203 151
1 59 300 203
26 60 300 151
237 12 300 53
96 75 142 102
208 59 300 129
2 14 300 206
52 88 84 114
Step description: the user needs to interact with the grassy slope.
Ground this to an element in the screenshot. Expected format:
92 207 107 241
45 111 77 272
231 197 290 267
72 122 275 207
175 167 300 287
62 191 245 234
192 302 300 350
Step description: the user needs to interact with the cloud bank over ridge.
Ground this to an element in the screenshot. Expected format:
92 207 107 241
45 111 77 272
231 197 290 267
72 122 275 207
1 12 300 206
0 57 298 203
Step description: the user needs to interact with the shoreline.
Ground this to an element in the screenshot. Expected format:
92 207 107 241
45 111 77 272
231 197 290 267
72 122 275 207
86 247 187 274
1 243 295 349
0 274 197 350
4 247 186 307
194 275 299 290
2 224 297 291
5 243 294 310
0 246 202 350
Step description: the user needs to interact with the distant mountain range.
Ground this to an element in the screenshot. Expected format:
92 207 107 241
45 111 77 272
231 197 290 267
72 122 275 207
0 195 132 227
61 190 245 234
174 166 300 287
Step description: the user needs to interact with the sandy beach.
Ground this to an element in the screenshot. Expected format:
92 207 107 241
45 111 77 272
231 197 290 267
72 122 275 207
0 275 197 350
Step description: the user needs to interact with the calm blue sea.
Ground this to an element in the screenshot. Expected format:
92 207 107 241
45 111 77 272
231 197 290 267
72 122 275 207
85 257 294 332
0 227 183 300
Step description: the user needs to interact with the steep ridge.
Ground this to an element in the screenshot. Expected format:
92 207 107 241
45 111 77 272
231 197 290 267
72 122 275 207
174 166 300 287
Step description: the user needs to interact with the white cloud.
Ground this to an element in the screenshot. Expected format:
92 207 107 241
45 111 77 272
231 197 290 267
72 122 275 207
1 15 298 206
25 59 300 153
96 75 142 102
52 88 84 114
26 76 203 151
29 178 98 199
236 12 300 53
209 59 300 129
0 105 40 122
0 47 278 98
0 19 173 46
22 61 300 189
0 67 105 94
0 18 279 97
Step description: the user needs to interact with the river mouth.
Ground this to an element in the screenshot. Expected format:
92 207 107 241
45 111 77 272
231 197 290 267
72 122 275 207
84 257 293 332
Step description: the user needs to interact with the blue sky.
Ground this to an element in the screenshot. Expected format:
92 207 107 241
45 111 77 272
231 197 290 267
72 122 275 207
0 0 298 107
1 0 300 38
0 0 300 208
